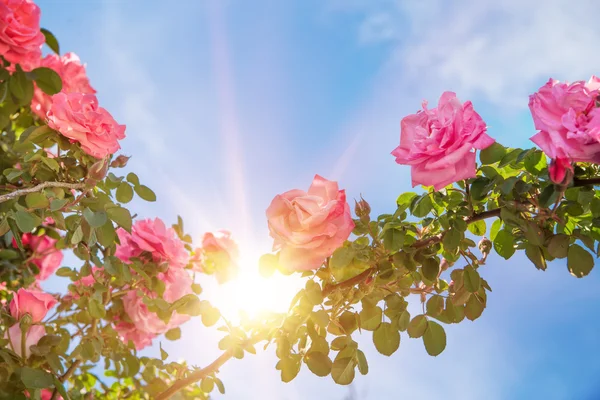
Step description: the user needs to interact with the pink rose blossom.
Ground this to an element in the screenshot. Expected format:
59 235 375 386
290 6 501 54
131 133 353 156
114 320 155 350
529 77 600 182
40 389 61 400
116 218 189 269
121 268 192 337
6 324 45 358
197 230 239 283
10 288 57 322
18 233 63 281
46 92 126 158
266 174 355 271
391 91 495 190
0 0 44 68
31 52 96 119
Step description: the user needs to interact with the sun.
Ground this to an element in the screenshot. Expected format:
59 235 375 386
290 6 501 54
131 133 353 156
204 248 303 323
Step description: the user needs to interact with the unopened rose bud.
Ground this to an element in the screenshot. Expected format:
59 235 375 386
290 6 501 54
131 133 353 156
110 155 130 168
354 196 371 222
87 158 109 181
19 313 32 331
440 258 449 272
478 237 492 254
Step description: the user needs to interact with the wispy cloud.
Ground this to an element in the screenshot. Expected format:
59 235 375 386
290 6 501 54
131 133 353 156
335 0 600 108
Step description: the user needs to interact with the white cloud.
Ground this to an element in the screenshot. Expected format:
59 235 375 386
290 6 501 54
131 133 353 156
340 0 600 108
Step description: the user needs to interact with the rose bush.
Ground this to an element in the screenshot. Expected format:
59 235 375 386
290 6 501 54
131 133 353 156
0 1 598 399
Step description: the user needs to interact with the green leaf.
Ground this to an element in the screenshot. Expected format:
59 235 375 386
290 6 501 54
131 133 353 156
500 176 518 195
88 298 106 319
258 253 278 277
200 378 214 393
359 306 382 331
498 148 521 168
464 295 485 321
591 198 600 218
41 28 60 54
331 357 355 385
126 172 139 185
423 321 446 356
479 142 506 165
442 229 462 251
407 315 428 338
525 244 547 271
71 225 84 245
0 249 18 260
383 228 405 253
421 258 440 282
356 349 368 375
134 185 156 202
116 182 134 203
470 177 492 200
373 322 400 356
25 192 49 209
305 352 332 377
305 280 323 305
106 206 132 232
165 327 181 341
9 68 33 104
493 229 515 260
50 199 68 211
524 221 544 247
160 343 168 361
567 244 594 278
410 194 433 218
14 210 39 232
280 357 301 383
538 185 559 208
463 265 481 293
468 220 486 236
396 192 418 209
19 125 54 144
31 67 62 95
83 208 107 228
547 234 570 259
488 220 501 242
426 295 444 317
20 367 53 388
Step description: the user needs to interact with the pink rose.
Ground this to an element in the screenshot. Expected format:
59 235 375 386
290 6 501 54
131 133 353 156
548 157 573 185
529 77 600 181
31 52 96 119
6 324 45 358
17 233 63 281
10 288 57 322
46 92 126 158
40 389 61 400
391 91 495 190
266 174 355 271
122 268 192 336
114 320 155 350
116 218 189 269
0 0 44 68
70 266 104 298
198 230 239 283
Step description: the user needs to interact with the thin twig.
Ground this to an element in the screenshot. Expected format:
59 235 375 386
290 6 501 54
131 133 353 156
154 351 234 400
0 181 86 203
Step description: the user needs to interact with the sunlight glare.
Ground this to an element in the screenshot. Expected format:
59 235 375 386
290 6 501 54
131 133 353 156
206 248 303 323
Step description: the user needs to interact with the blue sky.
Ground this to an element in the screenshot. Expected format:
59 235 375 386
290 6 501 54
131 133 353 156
37 1 600 399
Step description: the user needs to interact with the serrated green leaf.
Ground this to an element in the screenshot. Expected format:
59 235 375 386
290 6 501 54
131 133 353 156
479 142 506 165
331 357 355 385
463 265 481 293
547 234 570 259
359 306 382 331
567 244 594 278
25 192 49 209
407 315 428 338
116 182 134 203
493 229 515 260
423 321 446 356
305 352 332 377
134 185 156 202
31 67 62 95
41 28 60 54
